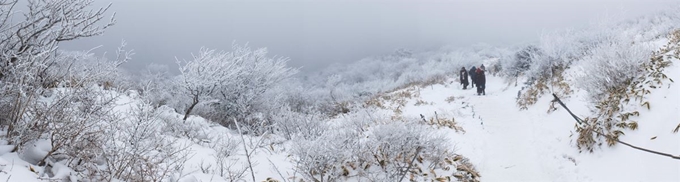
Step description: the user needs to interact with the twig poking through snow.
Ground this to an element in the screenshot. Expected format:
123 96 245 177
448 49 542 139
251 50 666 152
233 118 257 182
398 146 421 182
268 158 288 182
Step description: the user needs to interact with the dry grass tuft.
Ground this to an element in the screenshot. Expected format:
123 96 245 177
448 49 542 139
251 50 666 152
517 64 573 111
445 96 456 103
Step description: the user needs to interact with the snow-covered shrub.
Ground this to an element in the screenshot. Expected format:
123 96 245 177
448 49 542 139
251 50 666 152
137 64 185 110
290 126 358 182
576 41 653 102
270 107 328 140
9 86 117 173
100 102 190 182
502 45 542 78
214 137 246 181
265 78 318 114
358 122 451 181
0 48 130 180
575 30 679 152
48 49 133 90
0 0 150 177
514 28 611 110
511 11 680 112
156 105 212 142
0 0 115 136
290 110 479 181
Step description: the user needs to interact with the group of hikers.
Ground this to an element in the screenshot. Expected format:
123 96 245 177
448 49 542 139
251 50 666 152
459 64 486 95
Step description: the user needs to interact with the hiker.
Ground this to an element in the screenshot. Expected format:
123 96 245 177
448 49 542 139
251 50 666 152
475 66 486 95
480 64 486 71
460 67 469 89
468 66 476 88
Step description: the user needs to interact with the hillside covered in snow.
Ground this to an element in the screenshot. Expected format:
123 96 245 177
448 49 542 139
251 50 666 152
0 1 679 182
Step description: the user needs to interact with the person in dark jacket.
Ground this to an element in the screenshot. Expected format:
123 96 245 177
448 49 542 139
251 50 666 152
468 66 476 88
459 67 469 89
475 67 486 95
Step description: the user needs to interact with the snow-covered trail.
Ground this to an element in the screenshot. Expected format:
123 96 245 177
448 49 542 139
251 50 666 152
391 66 680 182
462 86 548 181
406 76 584 182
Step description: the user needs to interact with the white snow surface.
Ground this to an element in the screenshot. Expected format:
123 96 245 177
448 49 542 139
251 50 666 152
0 37 679 182
375 56 680 181
1 61 679 182
1 57 679 182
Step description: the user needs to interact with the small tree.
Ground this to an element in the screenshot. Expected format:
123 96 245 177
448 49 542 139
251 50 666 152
177 44 298 132
176 47 244 121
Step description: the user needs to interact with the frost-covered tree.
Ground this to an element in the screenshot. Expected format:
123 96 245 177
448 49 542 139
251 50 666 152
0 0 116 137
503 45 541 78
177 45 298 131
176 47 245 121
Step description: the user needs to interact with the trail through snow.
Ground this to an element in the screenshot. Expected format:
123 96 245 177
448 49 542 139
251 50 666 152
396 64 680 181
464 85 549 181
399 75 596 181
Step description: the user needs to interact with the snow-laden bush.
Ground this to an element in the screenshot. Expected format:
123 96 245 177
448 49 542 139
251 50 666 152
290 126 358 182
576 41 654 102
39 49 132 91
511 12 680 111
100 102 190 182
156 105 212 142
521 30 589 84
206 135 245 181
358 122 450 181
501 45 542 78
0 48 133 180
270 107 328 140
290 110 478 181
12 86 116 170
137 64 186 110
263 78 318 114
575 30 679 152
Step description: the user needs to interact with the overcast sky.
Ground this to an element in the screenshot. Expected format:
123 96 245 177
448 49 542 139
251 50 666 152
60 0 676 74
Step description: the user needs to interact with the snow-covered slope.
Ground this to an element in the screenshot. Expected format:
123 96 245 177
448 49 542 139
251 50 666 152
376 59 680 181
1 14 678 182
0 64 676 182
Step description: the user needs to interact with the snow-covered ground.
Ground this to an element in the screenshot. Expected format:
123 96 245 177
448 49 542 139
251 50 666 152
1 15 679 182
1 48 678 182
171 48 680 181
1 51 677 182
379 61 680 181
